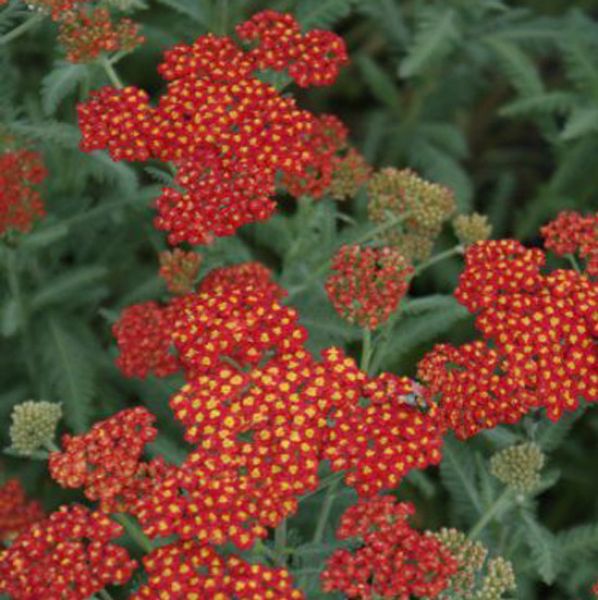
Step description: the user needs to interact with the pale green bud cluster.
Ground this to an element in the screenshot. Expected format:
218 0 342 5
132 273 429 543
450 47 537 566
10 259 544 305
9 400 62 455
453 213 493 245
490 442 545 493
474 557 516 600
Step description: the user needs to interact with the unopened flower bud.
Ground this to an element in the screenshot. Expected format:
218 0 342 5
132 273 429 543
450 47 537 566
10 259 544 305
475 557 516 600
9 400 62 455
453 213 492 246
159 248 202 295
327 149 371 201
490 442 545 493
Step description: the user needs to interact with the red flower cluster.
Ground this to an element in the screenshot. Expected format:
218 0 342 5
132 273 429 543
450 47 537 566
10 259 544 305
236 10 348 88
321 497 458 599
420 240 597 436
325 370 443 496
132 540 303 599
455 241 597 422
283 114 348 198
541 210 598 277
49 407 159 512
0 504 136 599
58 7 144 63
137 349 331 547
171 283 306 377
25 0 84 20
0 148 46 235
112 301 180 379
0 479 44 543
418 341 532 439
326 245 413 329
200 261 286 299
77 11 349 245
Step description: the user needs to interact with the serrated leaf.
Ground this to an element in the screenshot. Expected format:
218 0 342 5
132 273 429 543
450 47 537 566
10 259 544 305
561 106 598 140
41 62 89 115
399 8 459 78
440 437 483 522
534 406 586 452
557 523 598 564
30 266 108 312
486 36 544 97
40 316 95 432
8 121 80 148
297 0 356 28
402 294 459 315
0 299 20 337
522 513 558 584
356 55 400 109
153 0 209 25
560 38 598 97
86 151 138 196
500 91 576 117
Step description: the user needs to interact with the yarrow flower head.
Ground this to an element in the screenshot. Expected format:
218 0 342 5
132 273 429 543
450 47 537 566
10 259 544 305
325 369 444 496
9 400 62 455
199 261 286 299
541 210 597 277
49 407 159 512
58 7 144 63
0 504 136 599
112 301 180 379
0 148 46 236
159 248 202 295
77 12 350 246
417 341 532 439
455 240 597 421
131 540 304 599
325 245 413 330
368 168 456 261
321 497 458 599
490 442 545 494
0 479 44 543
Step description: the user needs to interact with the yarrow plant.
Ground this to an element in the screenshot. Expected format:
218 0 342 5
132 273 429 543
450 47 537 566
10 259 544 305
1 2 597 599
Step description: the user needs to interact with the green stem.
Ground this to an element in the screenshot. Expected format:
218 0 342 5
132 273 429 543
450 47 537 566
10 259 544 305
312 478 340 544
254 540 282 566
98 590 115 600
414 244 464 276
217 0 229 35
360 328 373 373
113 514 154 553
368 306 404 375
468 489 512 540
0 13 43 45
4 248 37 389
566 253 582 273
44 440 60 453
274 520 287 566
99 55 124 89
299 471 345 503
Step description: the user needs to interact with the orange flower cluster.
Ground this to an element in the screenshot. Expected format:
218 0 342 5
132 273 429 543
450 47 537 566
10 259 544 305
49 407 160 512
326 245 413 329
321 497 458 599
131 540 303 599
0 504 136 599
0 479 44 543
0 148 46 235
541 210 597 277
77 11 349 245
58 7 144 63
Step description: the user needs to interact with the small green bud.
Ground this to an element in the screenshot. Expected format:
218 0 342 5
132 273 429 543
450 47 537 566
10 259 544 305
475 557 516 600
9 400 62 455
453 213 493 245
490 442 545 494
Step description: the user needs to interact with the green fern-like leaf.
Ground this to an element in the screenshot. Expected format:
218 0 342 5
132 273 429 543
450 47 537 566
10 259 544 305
40 316 95 432
153 0 209 26
534 406 586 452
486 36 544 97
557 523 598 564
399 8 459 78
297 0 356 28
522 513 558 584
500 91 576 118
560 38 598 97
356 55 400 110
440 436 483 522
41 62 89 115
560 106 598 140
8 120 80 148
